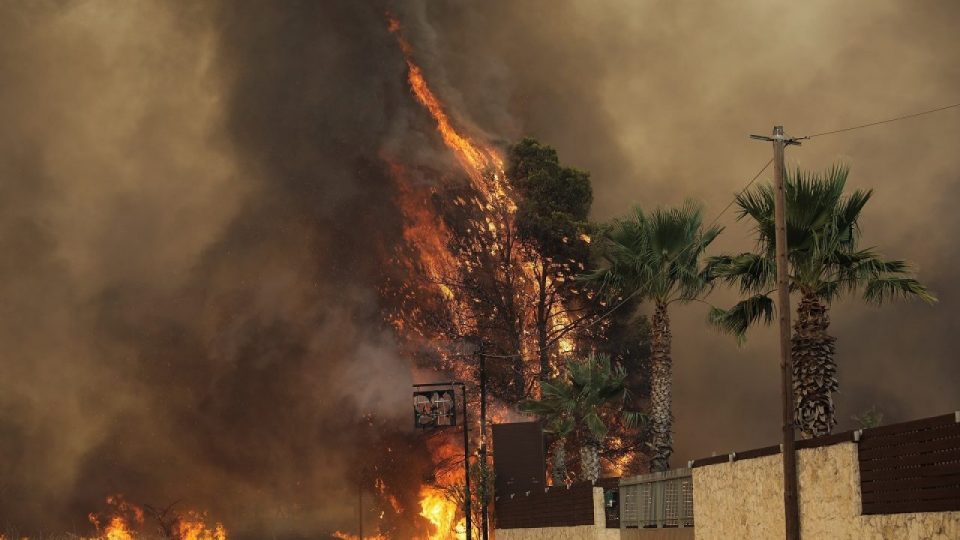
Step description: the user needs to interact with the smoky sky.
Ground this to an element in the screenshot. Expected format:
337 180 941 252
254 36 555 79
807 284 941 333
417 0 960 463
0 0 958 536
0 0 423 536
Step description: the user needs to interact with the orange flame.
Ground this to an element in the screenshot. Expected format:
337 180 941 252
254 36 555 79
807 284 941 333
387 15 512 211
175 511 228 540
418 485 465 540
83 495 227 540
385 12 610 538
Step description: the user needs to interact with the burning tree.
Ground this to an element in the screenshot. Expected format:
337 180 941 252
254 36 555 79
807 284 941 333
507 138 595 385
372 14 657 538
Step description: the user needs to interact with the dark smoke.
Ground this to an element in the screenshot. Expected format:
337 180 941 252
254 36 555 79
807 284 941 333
0 0 958 536
0 1 432 537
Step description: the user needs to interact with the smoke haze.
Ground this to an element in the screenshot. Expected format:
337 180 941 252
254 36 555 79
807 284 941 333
419 0 960 463
1 0 957 535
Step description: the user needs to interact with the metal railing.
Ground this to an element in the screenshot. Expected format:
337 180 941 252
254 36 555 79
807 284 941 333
620 468 694 529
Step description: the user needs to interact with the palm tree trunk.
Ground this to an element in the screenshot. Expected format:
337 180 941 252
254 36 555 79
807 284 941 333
649 301 673 472
550 438 568 485
580 440 601 483
792 292 838 438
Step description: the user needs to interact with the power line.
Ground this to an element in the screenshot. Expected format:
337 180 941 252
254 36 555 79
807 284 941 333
582 100 959 326
707 158 773 229
800 101 960 139
578 157 774 331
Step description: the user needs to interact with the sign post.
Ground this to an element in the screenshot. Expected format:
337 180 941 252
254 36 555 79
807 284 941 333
413 382 471 540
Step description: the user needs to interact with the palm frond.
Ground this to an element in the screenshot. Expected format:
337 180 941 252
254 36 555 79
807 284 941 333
716 162 933 329
583 200 719 304
708 294 775 342
863 277 937 305
703 252 775 294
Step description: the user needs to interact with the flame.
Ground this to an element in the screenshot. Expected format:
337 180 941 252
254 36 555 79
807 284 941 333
175 511 228 540
87 495 143 540
387 15 513 212
418 485 465 540
81 495 227 540
384 14 543 537
101 516 135 540
385 12 634 537
388 161 458 304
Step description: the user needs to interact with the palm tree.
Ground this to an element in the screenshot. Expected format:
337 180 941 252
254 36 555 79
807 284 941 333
584 202 722 472
707 164 935 437
520 353 640 483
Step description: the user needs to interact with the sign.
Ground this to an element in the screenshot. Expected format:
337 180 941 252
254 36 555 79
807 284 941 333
413 389 457 429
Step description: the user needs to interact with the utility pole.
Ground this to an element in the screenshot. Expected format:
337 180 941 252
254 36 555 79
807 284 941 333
751 125 801 540
477 343 489 540
358 482 363 540
461 382 472 540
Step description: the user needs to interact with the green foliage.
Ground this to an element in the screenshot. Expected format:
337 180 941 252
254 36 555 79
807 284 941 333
707 164 936 339
507 137 593 263
520 353 642 443
852 405 885 429
584 200 722 304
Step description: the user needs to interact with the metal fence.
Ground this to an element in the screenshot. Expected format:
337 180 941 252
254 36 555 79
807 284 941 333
620 468 694 529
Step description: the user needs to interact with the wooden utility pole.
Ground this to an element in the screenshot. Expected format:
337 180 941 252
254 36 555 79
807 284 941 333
477 344 489 540
751 125 801 540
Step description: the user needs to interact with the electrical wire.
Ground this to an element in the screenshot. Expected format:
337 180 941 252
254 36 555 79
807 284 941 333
800 101 960 139
576 157 775 331
706 158 773 229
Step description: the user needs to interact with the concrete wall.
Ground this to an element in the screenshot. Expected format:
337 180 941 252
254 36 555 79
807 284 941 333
692 442 960 540
496 487 619 540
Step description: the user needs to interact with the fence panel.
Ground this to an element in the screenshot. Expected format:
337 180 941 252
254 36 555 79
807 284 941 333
495 481 596 529
858 412 960 515
620 468 694 529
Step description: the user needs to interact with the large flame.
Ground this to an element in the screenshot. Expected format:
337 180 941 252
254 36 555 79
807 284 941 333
384 14 539 539
387 16 512 212
78 495 228 540
418 485 465 540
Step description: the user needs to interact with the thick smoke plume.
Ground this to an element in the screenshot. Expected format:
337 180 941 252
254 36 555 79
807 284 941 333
1 0 958 536
0 1 427 537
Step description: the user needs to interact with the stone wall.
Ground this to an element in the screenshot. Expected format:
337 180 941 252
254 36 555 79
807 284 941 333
692 442 960 539
495 487 619 540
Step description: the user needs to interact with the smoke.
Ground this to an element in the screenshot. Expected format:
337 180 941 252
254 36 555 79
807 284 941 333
1 0 957 535
417 0 960 462
0 0 427 536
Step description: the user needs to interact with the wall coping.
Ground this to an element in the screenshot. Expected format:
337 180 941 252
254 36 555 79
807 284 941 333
689 430 860 468
689 411 960 469
494 478 617 501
